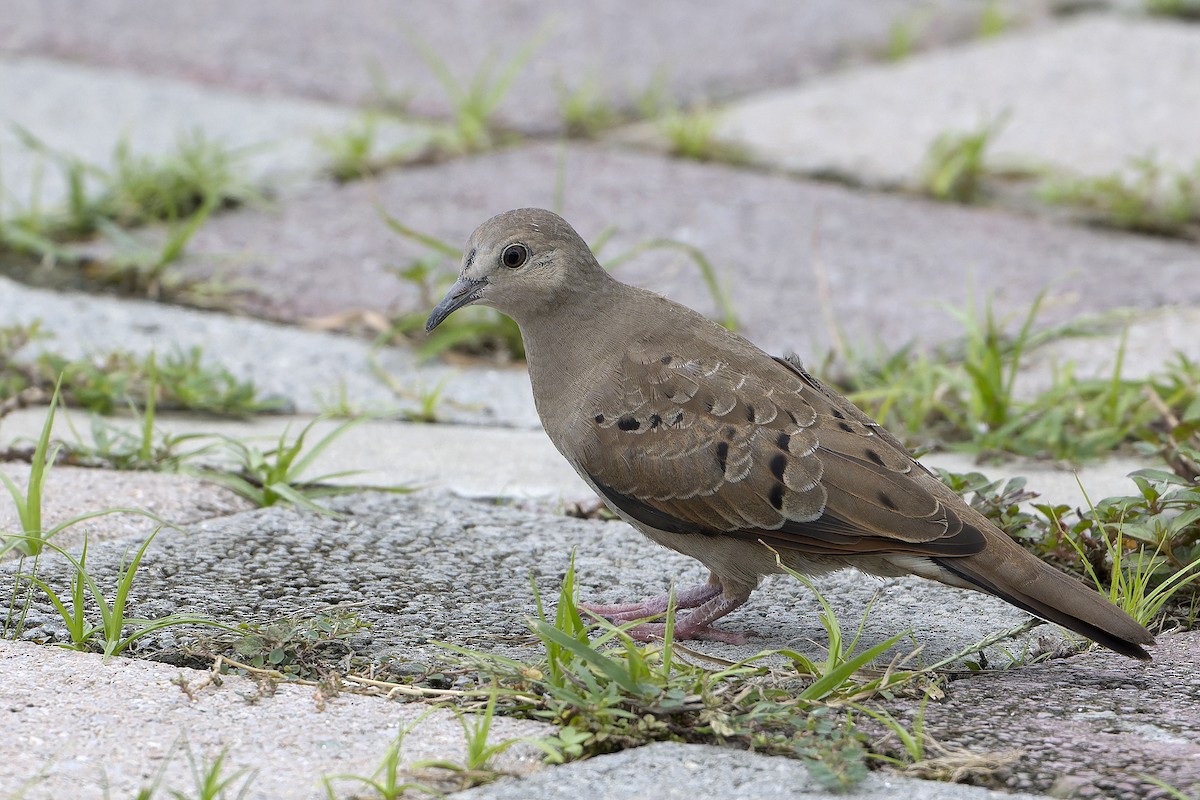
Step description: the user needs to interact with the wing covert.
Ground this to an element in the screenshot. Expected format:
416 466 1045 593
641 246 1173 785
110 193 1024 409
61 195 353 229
572 344 985 558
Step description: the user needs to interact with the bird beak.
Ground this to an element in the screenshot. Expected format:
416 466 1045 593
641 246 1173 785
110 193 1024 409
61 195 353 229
426 275 488 332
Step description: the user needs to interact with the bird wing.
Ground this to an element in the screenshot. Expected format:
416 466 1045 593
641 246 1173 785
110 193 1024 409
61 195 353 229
569 342 986 558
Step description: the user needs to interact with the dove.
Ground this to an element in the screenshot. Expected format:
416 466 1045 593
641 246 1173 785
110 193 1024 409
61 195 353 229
425 208 1154 660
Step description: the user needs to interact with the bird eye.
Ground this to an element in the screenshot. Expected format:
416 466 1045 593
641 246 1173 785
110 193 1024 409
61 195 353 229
501 244 528 269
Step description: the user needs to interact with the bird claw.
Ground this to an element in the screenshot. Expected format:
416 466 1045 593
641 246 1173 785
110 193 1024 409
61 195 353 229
577 600 654 618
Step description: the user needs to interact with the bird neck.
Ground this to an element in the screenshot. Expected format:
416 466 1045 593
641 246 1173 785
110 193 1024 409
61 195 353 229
518 278 632 429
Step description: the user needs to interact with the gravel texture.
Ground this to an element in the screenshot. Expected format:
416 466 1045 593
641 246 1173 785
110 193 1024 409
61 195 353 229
875 632 1200 799
0 464 251 558
2 490 1082 668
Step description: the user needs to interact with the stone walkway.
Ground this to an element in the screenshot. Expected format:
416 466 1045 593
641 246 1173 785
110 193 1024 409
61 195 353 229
2 3 1199 799
712 15 1200 188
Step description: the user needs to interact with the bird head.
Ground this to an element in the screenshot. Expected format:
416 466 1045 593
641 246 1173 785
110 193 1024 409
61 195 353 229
425 208 602 332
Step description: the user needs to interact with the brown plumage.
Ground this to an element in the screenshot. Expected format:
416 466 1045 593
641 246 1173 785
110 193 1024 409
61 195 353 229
426 208 1155 660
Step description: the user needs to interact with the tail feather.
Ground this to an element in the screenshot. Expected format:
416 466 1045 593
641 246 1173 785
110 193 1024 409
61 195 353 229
933 548 1155 661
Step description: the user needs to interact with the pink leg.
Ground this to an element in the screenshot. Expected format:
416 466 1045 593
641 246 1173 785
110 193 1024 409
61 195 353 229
579 582 721 619
577 574 753 644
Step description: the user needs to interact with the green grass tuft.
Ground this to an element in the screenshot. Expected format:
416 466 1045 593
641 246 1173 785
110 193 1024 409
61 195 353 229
403 23 553 153
11 529 230 659
194 416 382 514
556 77 621 138
1040 156 1200 239
835 300 1200 464
921 112 1009 203
1144 0 1200 19
943 467 1200 630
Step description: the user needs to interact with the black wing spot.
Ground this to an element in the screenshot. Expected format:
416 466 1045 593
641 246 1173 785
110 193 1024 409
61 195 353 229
878 491 899 511
769 453 787 481
769 483 786 510
716 442 729 473
594 414 605 424
648 413 662 429
671 412 684 425
831 408 846 420
776 432 791 451
864 448 885 467
660 355 673 364
745 404 756 423
618 416 641 431
838 421 855 433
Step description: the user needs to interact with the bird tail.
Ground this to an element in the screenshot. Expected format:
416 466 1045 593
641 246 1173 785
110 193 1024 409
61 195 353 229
932 543 1155 660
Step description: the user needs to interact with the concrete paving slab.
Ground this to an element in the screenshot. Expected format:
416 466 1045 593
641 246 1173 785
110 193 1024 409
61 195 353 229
0 638 548 800
0 410 591 505
1013 306 1200 398
875 631 1200 799
920 451 1155 512
711 15 1200 187
0 275 539 427
0 464 252 559
2 490 1173 799
0 407 1157 516
0 1 1043 134
173 142 1200 360
0 491 1121 670
459 740 1051 800
0 56 430 211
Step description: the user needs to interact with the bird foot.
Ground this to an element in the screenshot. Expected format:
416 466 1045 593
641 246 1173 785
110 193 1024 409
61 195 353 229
577 582 751 645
